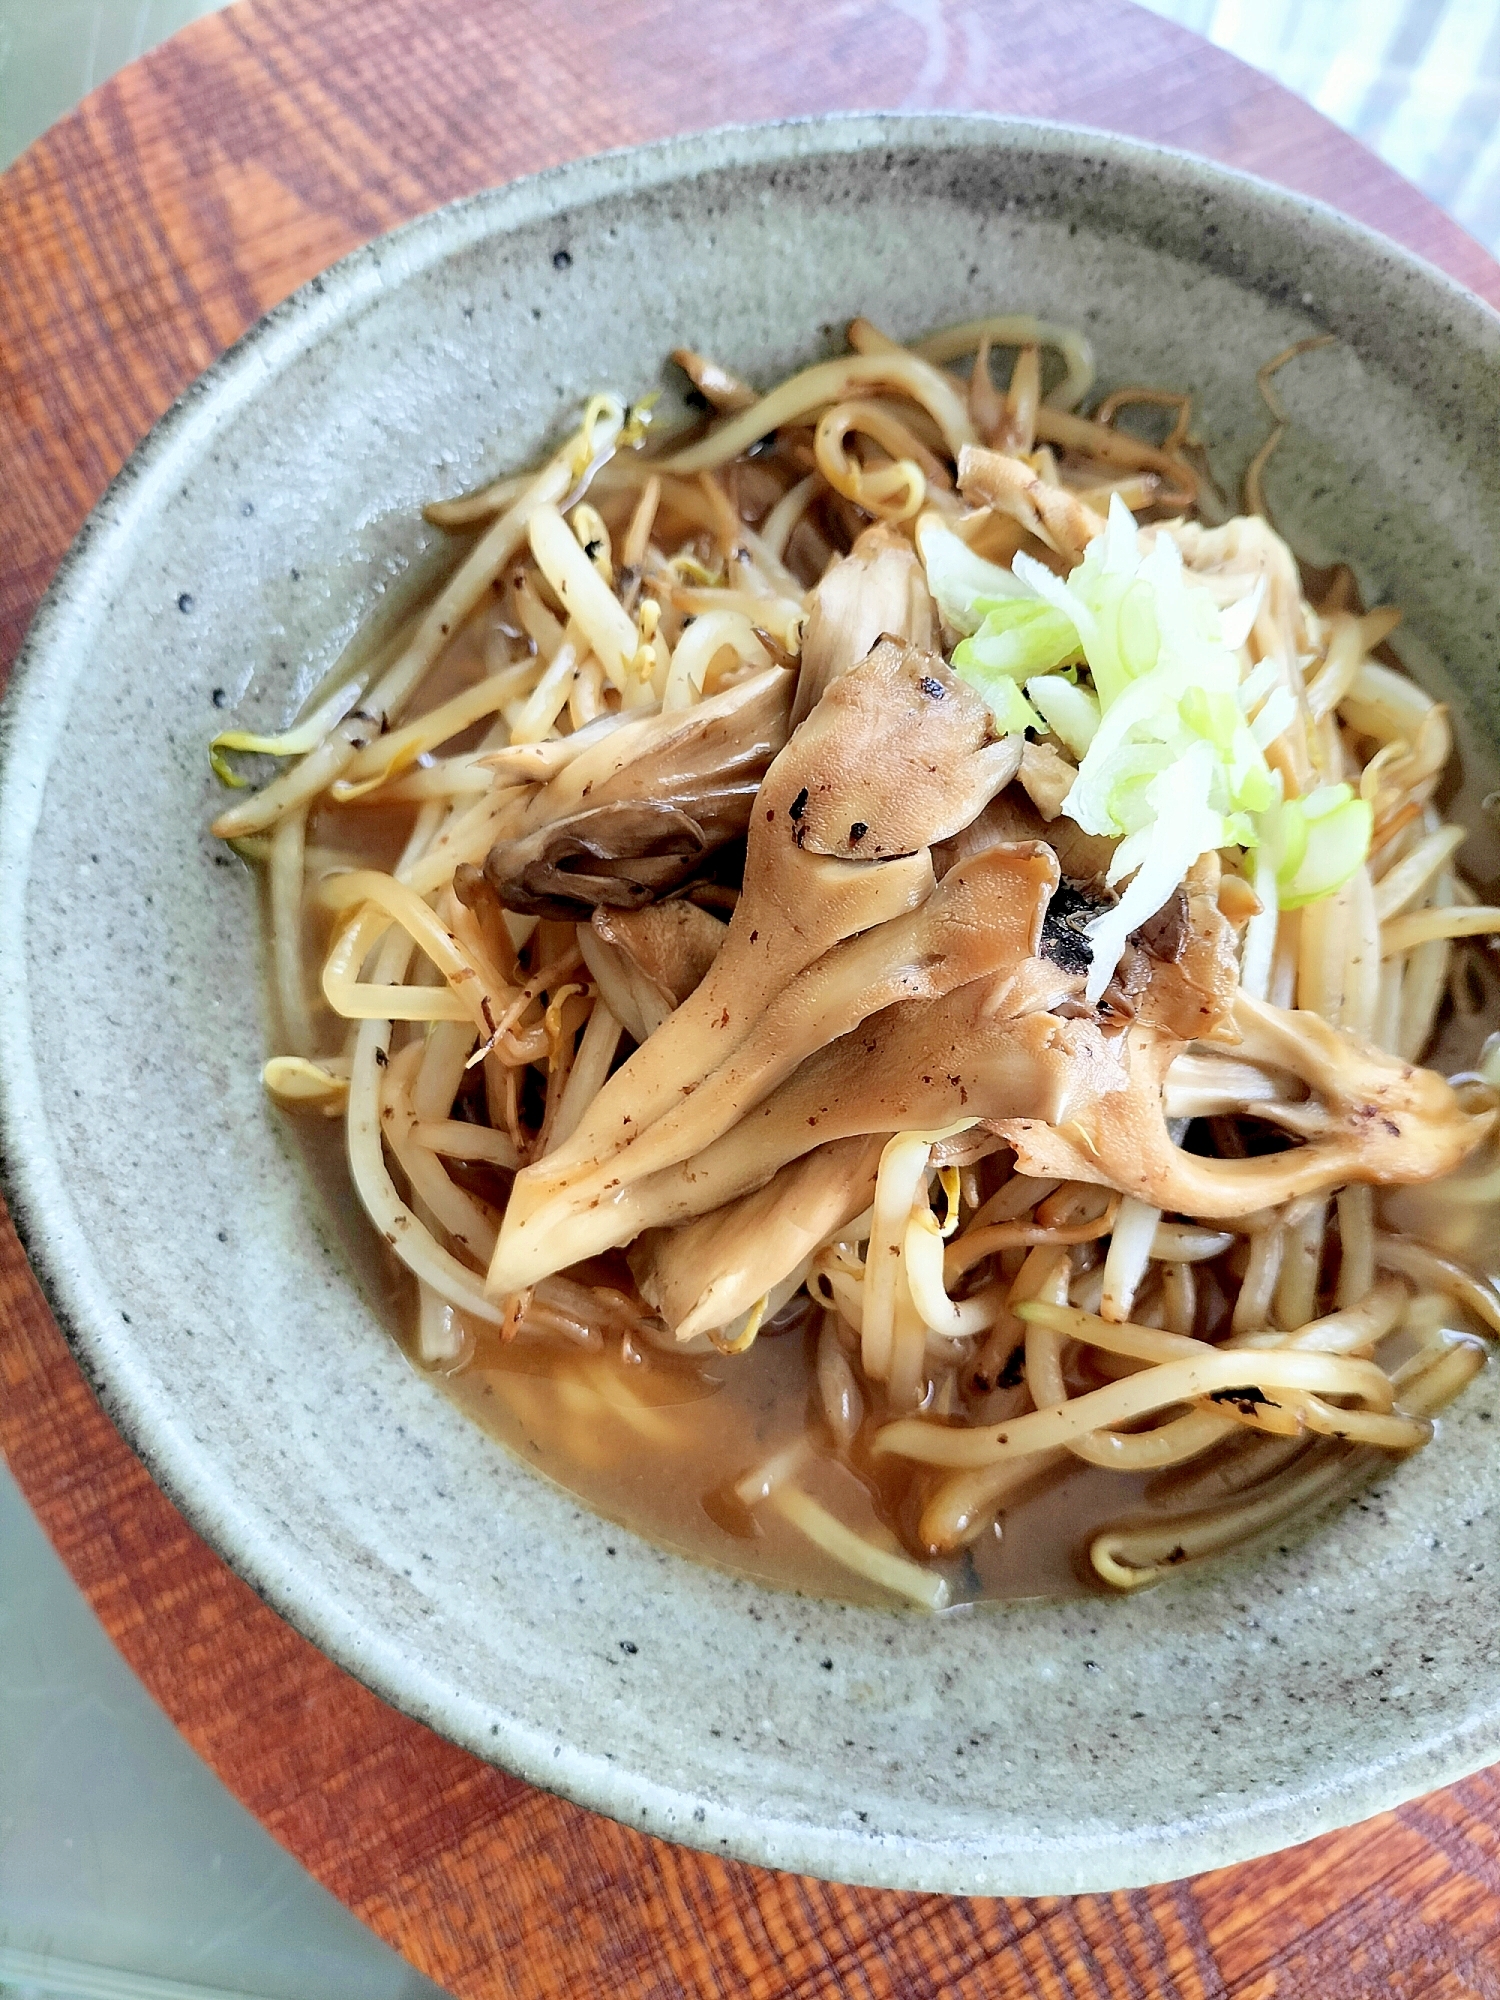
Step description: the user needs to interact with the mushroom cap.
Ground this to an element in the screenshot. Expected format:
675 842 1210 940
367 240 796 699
792 523 937 727
765 636 1022 862
489 633 1050 1299
996 994 1495 1218
483 799 721 920
592 899 728 1011
517 666 791 834
631 1134 883 1341
934 787 1118 887
957 443 1104 564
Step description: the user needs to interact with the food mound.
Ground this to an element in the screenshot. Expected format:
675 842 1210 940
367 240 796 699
212 315 1500 1607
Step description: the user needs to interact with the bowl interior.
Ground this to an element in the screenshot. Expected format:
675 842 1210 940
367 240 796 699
5 115 1500 1896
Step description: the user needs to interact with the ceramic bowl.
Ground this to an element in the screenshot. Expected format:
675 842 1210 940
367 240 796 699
5 115 1500 1896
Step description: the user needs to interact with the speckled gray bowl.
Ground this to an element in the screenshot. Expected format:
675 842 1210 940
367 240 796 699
5 116 1500 1896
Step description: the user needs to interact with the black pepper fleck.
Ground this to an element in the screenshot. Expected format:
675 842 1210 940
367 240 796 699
995 1345 1026 1390
1208 1384 1272 1416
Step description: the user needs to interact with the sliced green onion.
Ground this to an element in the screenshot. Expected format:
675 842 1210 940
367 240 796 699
1273 788 1373 908
1026 674 1100 757
1179 685 1240 752
915 514 1032 634
1116 577 1160 679
1261 792 1306 883
952 600 1082 681
915 490 1309 1001
970 673 1044 736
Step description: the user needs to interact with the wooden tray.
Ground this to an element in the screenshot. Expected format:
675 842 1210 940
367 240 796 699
4 2 1500 1991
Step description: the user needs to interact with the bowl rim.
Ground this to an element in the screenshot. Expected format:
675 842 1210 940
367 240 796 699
5 108 1500 1896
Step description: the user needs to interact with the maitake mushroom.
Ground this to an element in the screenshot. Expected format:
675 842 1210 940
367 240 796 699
934 786 1118 889
590 901 728 1013
487 639 1027 1295
956 444 1104 566
773 636 1022 861
509 665 790 836
483 798 735 919
479 667 791 916
516 976 1098 1267
994 990 1493 1217
792 524 936 726
480 569 1488 1328
631 1134 885 1342
496 841 1073 1285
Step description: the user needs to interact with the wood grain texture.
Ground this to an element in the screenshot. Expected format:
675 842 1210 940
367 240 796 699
3 3 1500 1993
